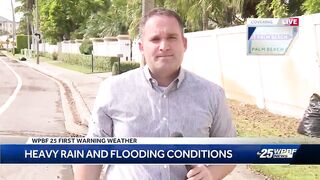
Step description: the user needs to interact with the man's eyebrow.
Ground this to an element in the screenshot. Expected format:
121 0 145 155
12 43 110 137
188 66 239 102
167 33 179 36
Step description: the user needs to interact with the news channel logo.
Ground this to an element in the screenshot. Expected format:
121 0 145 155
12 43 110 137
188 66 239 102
247 18 299 55
256 148 297 159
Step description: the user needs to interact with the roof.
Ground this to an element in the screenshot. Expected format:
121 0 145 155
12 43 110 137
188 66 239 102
0 16 11 22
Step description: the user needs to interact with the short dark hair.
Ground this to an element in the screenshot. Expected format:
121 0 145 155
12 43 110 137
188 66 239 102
139 8 184 38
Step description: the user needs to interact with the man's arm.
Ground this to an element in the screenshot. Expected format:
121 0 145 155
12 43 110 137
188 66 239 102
207 165 236 179
73 164 103 180
186 165 236 180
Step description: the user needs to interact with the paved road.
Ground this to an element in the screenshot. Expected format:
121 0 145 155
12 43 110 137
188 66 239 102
0 56 73 180
0 56 17 107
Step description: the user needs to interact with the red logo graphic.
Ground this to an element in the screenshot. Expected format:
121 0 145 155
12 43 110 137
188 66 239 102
283 18 299 26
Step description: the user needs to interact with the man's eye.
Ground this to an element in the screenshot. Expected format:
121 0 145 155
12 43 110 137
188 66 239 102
168 36 177 40
150 38 160 42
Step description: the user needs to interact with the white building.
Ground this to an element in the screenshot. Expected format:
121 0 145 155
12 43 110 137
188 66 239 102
0 16 19 34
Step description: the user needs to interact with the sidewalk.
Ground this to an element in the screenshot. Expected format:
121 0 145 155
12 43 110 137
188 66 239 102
19 57 111 135
14 56 266 179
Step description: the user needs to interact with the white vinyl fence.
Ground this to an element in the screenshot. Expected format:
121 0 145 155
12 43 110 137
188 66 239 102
38 35 132 61
181 13 320 118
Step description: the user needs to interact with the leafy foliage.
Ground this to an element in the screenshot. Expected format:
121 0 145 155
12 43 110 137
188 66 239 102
16 0 315 42
79 39 93 55
58 53 118 72
302 0 320 14
112 61 140 75
38 0 111 43
16 0 35 36
16 35 29 50
81 0 130 38
256 0 288 18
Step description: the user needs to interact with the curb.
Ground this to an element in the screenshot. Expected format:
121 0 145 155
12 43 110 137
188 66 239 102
3 53 88 135
23 62 89 136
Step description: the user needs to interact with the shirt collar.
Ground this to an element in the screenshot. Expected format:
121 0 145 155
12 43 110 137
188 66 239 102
143 65 185 89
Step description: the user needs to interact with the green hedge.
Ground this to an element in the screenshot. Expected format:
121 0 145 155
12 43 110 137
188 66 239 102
112 61 140 75
16 35 29 54
13 48 20 54
58 53 119 72
79 39 93 55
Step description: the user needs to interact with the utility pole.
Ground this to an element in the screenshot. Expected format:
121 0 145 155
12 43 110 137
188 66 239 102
35 0 40 64
27 15 30 57
10 0 16 55
140 0 154 67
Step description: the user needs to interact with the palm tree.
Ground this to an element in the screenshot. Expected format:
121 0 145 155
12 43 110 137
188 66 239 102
162 0 260 30
140 0 154 66
16 0 35 52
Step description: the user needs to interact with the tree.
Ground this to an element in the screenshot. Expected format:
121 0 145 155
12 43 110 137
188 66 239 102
288 0 305 16
16 0 311 45
127 0 142 38
160 0 260 31
302 0 320 14
16 0 35 35
38 0 67 43
256 0 289 18
70 0 111 39
160 0 223 31
36 0 111 44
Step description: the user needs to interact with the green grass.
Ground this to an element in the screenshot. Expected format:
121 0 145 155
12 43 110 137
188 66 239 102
2 51 106 74
47 60 95 74
229 100 320 180
251 165 320 180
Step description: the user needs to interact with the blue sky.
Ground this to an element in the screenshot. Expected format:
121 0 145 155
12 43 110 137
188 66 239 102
0 0 22 21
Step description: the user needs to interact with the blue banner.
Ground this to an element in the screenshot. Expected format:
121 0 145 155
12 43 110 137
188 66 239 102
1 144 320 164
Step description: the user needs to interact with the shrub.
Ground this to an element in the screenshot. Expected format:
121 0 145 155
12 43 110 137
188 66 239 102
112 61 140 75
52 52 58 60
58 53 119 72
94 56 118 72
79 39 93 55
119 61 140 73
16 35 29 54
13 48 20 54
112 62 119 75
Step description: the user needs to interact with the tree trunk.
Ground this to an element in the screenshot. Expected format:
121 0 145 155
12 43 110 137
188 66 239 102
142 0 155 16
202 11 209 30
140 0 155 67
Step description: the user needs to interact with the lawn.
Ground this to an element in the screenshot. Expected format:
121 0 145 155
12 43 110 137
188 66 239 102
5 52 107 74
229 100 320 180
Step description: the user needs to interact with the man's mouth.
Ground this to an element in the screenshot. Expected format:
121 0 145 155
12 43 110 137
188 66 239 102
157 55 173 58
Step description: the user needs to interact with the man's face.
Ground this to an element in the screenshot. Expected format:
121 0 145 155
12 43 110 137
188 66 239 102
139 15 187 77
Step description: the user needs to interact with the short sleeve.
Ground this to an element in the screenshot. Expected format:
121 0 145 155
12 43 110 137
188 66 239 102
87 80 113 137
209 87 237 137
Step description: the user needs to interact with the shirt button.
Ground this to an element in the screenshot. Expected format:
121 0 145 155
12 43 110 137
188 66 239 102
164 165 168 169
162 94 167 98
162 117 167 121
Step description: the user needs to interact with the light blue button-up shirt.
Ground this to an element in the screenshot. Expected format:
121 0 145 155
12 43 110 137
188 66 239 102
88 66 236 180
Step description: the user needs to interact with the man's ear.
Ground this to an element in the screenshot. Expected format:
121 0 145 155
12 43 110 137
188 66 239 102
183 37 187 51
138 40 144 54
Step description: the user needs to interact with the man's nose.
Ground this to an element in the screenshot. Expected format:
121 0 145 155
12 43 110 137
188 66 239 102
159 40 170 51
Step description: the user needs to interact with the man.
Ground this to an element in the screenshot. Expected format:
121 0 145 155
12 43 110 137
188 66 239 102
74 8 236 180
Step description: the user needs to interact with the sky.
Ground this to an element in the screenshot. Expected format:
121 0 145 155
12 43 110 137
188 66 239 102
0 0 22 21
